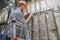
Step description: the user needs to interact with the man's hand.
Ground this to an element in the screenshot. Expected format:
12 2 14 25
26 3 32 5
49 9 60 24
24 12 33 24
25 20 28 24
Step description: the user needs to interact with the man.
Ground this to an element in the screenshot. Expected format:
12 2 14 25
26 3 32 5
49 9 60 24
9 0 32 24
8 0 32 40
17 1 32 24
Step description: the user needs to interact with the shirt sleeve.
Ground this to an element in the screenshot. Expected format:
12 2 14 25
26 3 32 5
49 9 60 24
8 11 16 23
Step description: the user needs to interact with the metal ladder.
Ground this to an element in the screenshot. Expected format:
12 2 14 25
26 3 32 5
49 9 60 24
8 18 30 40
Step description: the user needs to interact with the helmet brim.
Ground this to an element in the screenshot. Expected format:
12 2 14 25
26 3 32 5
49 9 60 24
17 1 28 9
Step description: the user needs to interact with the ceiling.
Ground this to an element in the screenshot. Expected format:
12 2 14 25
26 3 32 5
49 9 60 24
0 0 8 10
0 0 31 10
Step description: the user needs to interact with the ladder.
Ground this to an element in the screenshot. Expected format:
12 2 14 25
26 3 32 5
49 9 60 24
8 18 30 40
1 0 30 40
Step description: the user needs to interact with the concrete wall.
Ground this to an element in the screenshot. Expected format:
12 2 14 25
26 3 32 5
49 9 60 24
27 0 60 13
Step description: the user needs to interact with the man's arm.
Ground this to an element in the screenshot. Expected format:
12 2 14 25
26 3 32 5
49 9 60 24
23 12 33 24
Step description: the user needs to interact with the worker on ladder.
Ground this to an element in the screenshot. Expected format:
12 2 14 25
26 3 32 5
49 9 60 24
7 0 32 40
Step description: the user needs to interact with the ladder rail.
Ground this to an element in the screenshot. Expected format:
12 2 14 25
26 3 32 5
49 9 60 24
8 19 30 40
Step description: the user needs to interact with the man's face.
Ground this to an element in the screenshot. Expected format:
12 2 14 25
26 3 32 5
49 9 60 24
18 4 26 11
